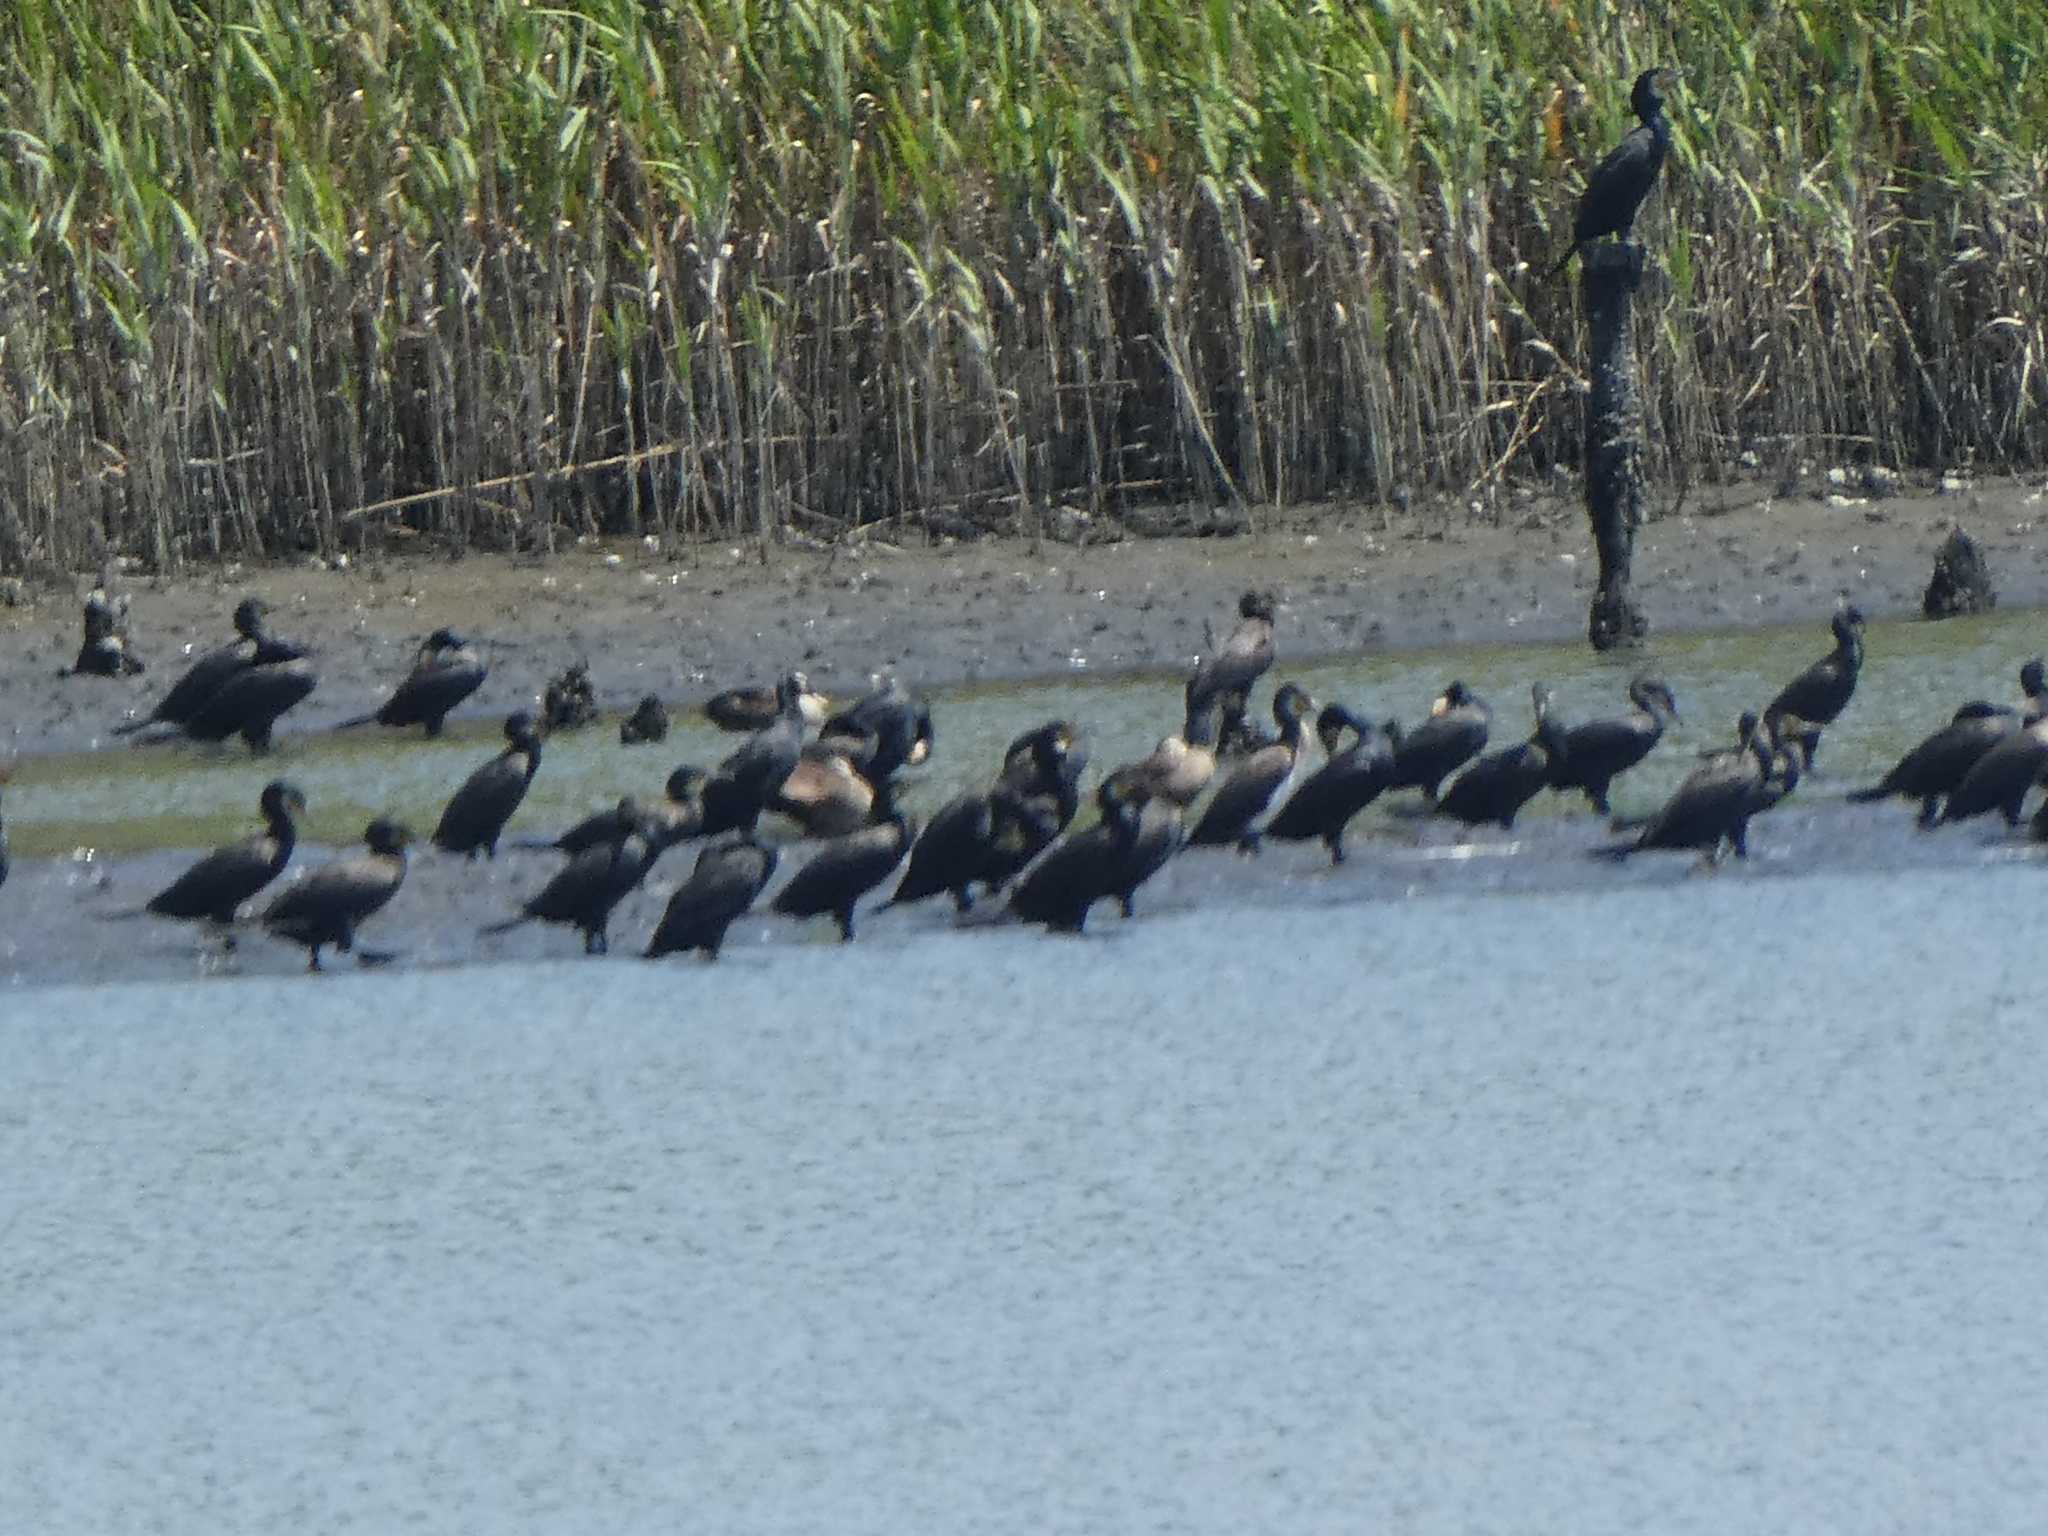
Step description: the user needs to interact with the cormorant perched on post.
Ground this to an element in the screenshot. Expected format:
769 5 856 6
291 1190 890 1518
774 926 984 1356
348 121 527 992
1388 681 1491 804
644 836 780 960
771 814 917 941
113 597 303 738
336 629 487 737
260 819 413 970
1848 660 2046 827
1437 684 1568 831
1550 66 1679 276
0 772 11 892
483 815 664 954
1187 683 1317 853
144 780 307 927
1548 675 1679 814
433 710 544 858
1763 606 1866 771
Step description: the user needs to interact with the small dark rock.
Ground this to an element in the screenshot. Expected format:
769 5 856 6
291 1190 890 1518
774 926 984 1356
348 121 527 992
1922 525 1995 621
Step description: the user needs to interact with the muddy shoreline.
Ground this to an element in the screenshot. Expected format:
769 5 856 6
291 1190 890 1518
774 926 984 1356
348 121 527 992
6 480 2045 762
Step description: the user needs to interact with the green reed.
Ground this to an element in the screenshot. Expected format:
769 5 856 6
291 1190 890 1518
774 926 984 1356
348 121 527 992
0 0 2041 572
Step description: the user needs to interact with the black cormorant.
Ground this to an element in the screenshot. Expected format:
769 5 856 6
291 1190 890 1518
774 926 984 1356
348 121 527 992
146 779 306 926
484 815 663 953
700 672 813 836
1437 684 1566 831
432 710 544 858
113 597 301 737
1009 777 1149 934
1848 661 2045 826
644 836 780 960
1934 715 2048 829
73 590 144 677
1100 773 1185 918
771 814 916 940
1188 683 1317 852
620 694 670 745
1388 681 1492 804
0 774 10 892
819 676 933 781
179 654 319 752
260 818 412 969
1265 706 1403 863
1595 712 1785 862
337 629 487 737
1188 591 1276 713
1548 674 1678 814
1763 606 1865 771
704 679 832 732
1551 66 1679 276
889 722 1084 913
523 767 708 856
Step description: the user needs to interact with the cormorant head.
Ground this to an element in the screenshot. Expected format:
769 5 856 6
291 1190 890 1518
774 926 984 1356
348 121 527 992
232 597 270 638
1834 604 1867 639
1736 710 1762 748
365 819 414 856
1238 589 1277 623
777 671 811 711
505 709 542 746
908 704 936 766
1273 683 1315 727
665 765 708 802
1432 681 1472 715
1631 66 1679 123
2022 658 2046 699
424 627 466 652
1314 704 1358 756
260 780 309 822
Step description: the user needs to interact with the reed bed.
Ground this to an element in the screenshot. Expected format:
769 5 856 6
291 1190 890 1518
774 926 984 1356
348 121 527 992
0 0 2042 571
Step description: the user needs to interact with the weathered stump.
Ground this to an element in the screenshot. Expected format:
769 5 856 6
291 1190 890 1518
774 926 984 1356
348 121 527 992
1922 524 1995 620
1582 243 1649 651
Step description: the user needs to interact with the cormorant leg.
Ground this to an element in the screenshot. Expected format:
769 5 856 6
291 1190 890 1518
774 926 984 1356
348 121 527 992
307 948 324 972
952 887 975 914
1326 832 1346 865
1918 798 1940 830
1591 787 1612 817
837 909 856 942
1119 893 1136 919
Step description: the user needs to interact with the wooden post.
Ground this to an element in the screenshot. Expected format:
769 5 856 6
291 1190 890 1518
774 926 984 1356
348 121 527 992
1582 242 1649 650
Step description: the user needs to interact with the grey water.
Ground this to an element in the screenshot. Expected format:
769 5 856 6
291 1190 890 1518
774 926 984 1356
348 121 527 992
3 870 2043 1532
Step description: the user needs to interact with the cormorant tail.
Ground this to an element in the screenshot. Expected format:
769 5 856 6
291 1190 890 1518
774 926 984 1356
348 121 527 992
479 914 533 937
1843 784 1891 803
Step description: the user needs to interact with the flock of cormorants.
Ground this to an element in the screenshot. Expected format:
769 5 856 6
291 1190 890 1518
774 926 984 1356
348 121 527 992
10 65 2042 971
8 581 2045 975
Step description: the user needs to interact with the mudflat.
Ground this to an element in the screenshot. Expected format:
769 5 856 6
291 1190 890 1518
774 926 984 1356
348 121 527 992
5 480 2044 759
